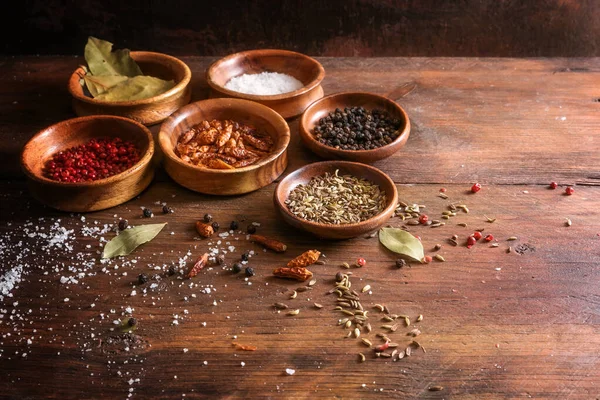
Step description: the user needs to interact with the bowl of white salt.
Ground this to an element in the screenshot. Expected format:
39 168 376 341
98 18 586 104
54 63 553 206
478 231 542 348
206 49 325 119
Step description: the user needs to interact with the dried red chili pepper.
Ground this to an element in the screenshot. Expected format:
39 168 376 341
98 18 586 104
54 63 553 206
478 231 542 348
484 234 494 242
187 253 209 278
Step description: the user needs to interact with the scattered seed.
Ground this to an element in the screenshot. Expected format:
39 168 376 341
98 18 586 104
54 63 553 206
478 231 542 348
507 246 512 253
407 220 420 226
457 222 468 227
381 324 399 332
397 350 405 359
353 328 361 338
405 346 412 357
315 260 326 265
361 284 371 293
411 340 425 352
361 338 372 347
387 343 399 348
507 236 518 241
417 314 423 322
287 309 300 316
429 386 444 392
345 330 352 338
358 353 366 363
341 262 350 269
491 243 499 248
314 303 323 309
403 316 411 327
382 315 395 322
274 302 288 310
434 254 446 262
565 218 572 227
296 286 311 292
438 193 448 199
380 352 392 358
373 304 385 312
345 320 352 329
448 238 458 246
407 328 421 337
341 310 355 316
485 215 496 223
290 291 297 299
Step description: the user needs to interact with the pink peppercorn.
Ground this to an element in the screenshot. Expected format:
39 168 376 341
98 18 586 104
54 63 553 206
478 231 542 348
473 231 482 240
356 257 366 267
471 183 482 193
484 234 494 242
565 187 574 195
467 235 477 248
423 256 432 263
439 188 447 193
549 182 558 189
419 214 429 224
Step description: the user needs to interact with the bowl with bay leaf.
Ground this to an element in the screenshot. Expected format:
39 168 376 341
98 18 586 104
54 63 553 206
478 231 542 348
274 161 398 239
68 37 192 126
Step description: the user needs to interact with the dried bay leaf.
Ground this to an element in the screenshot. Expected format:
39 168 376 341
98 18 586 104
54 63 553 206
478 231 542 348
94 75 175 102
84 75 129 97
378 227 425 262
102 223 167 259
85 37 142 77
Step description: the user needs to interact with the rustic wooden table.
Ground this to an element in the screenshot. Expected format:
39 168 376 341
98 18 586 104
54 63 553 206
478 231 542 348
1 57 599 399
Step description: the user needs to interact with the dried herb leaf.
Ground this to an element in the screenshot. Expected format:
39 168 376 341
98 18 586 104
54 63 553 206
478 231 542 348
83 75 129 97
102 223 167 259
85 37 143 77
378 227 425 262
94 75 175 102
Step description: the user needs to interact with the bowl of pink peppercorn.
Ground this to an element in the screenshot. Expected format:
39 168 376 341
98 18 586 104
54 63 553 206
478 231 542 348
21 115 155 212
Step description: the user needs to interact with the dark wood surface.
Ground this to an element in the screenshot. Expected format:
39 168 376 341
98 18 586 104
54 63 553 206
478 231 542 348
1 56 600 399
4 0 600 57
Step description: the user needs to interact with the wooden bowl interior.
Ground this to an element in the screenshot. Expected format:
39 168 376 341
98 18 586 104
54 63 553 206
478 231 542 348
22 117 152 180
209 51 322 91
302 93 408 148
275 161 397 228
70 51 189 101
160 100 289 170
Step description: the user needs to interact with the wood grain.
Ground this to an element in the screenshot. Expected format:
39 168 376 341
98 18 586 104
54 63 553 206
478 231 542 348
1 181 599 398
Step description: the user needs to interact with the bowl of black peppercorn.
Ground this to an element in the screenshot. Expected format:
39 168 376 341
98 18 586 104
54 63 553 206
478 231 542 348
299 92 410 163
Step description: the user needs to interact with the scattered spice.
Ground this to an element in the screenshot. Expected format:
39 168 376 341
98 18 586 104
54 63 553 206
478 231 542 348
118 219 128 231
162 205 173 214
211 221 220 231
187 253 209 278
287 309 300 316
137 273 149 284
565 218 572 227
471 183 482 193
507 236 518 241
429 386 444 392
176 119 274 169
231 263 242 274
417 314 423 322
195 221 214 238
274 303 288 310
467 235 476 249
565 186 574 195
142 208 153 218
419 214 429 224
434 254 445 262
287 250 321 268
247 224 257 234
423 255 432 263
312 106 403 151
286 170 386 224
549 181 558 189
230 221 239 230
233 342 257 351
361 284 371 293
273 267 313 282
245 267 255 277
395 259 407 269
249 234 287 252
356 257 367 267
127 317 137 327
473 231 482 240
203 214 213 223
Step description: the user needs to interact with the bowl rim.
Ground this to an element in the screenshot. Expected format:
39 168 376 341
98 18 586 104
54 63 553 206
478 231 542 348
299 91 411 156
158 98 291 174
274 160 399 230
68 51 192 107
206 49 325 101
20 115 155 187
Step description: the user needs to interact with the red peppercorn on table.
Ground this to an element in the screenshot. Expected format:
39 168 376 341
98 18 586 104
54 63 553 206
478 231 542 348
1 56 600 399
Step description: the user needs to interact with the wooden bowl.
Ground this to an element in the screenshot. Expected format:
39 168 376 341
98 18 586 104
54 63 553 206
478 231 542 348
158 98 290 195
274 161 398 239
21 115 155 212
206 49 325 119
68 51 192 126
299 92 411 163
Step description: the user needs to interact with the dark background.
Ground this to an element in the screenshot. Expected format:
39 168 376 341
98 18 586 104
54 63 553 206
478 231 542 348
4 0 600 57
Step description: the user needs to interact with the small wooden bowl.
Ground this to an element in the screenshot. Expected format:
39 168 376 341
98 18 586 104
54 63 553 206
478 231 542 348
158 98 290 195
206 49 325 119
299 92 411 163
21 115 155 212
274 161 398 239
68 51 192 126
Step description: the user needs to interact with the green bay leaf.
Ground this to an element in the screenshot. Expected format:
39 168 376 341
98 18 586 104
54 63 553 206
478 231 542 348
102 223 167 259
378 227 425 262
94 75 175 102
84 75 129 97
84 36 143 77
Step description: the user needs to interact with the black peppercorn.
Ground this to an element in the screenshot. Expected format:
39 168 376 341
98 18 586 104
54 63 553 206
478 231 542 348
168 266 177 276
142 208 153 218
232 263 242 273
245 267 255 277
241 251 250 262
211 222 219 231
335 271 344 282
247 224 256 234
162 205 173 214
138 273 149 284
118 219 128 231
230 221 239 230
127 317 137 327
395 259 407 269
216 254 225 265
203 213 212 223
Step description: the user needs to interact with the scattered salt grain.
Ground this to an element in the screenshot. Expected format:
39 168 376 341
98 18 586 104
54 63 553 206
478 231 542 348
224 72 303 96
285 368 296 375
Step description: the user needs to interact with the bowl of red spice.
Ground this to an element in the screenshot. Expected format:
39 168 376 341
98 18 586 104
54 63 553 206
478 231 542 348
206 49 325 119
21 115 154 212
299 92 411 163
158 97 290 195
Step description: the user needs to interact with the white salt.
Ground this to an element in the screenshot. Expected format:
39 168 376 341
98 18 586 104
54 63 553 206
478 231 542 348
224 72 303 95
